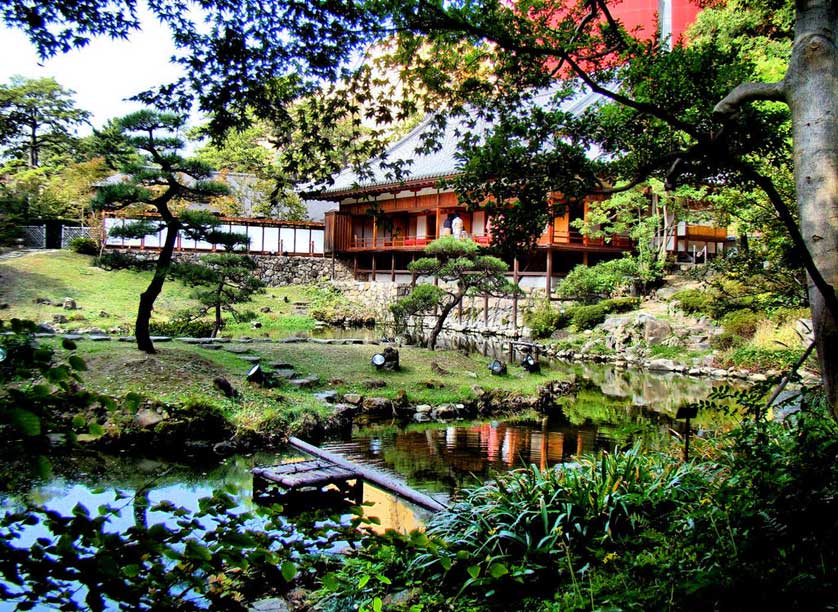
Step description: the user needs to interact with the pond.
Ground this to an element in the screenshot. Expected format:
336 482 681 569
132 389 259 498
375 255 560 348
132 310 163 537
0 357 739 609
1 359 734 517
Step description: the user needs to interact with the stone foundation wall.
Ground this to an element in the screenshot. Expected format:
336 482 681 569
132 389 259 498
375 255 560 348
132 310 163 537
331 280 411 323
109 249 354 286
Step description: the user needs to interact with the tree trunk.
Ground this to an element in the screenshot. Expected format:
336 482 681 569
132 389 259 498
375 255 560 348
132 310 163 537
427 289 463 350
213 295 223 338
28 122 38 169
135 219 180 353
785 0 838 416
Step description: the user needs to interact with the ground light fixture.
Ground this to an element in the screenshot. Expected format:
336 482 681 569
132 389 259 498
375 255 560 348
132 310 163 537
521 354 540 373
0 347 6 362
371 353 386 369
488 359 507 375
246 364 264 384
676 405 698 461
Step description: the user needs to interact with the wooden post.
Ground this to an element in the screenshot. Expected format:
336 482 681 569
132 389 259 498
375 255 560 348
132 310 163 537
483 293 489 327
411 254 416 285
292 227 297 254
435 190 442 238
371 254 377 281
391 253 396 282
372 215 378 248
353 255 358 280
582 251 589 266
545 248 553 296
512 256 519 333
458 298 463 323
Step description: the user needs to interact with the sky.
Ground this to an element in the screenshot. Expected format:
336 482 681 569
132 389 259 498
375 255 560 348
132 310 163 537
0 12 185 133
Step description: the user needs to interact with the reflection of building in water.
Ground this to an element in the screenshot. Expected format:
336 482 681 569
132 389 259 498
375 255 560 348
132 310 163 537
363 484 426 534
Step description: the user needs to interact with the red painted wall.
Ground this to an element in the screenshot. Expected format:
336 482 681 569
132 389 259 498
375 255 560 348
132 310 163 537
608 0 701 43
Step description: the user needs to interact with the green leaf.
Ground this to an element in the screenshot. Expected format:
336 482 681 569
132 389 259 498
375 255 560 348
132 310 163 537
321 572 340 591
372 597 383 612
439 557 452 571
71 414 86 428
281 560 297 582
68 355 87 371
488 563 509 579
88 422 105 437
358 574 371 588
467 565 481 579
184 540 212 562
9 409 41 436
123 564 141 578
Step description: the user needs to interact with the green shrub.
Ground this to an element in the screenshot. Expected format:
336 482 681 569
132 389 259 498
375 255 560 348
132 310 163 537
390 284 444 334
96 251 152 270
570 303 608 330
525 299 571 338
710 331 746 351
600 296 641 313
148 318 216 338
68 236 98 255
723 346 805 371
671 288 713 315
769 306 810 325
721 309 763 338
556 257 639 303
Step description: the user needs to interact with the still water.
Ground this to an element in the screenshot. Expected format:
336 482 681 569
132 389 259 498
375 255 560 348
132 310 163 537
2 361 733 520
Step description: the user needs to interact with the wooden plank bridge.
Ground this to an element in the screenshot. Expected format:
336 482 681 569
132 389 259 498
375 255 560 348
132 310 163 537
252 437 448 513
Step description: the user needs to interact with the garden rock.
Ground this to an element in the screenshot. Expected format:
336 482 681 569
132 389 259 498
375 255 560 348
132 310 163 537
379 347 400 371
342 393 362 405
249 597 290 612
53 314 68 324
315 390 338 403
364 379 387 389
362 396 392 416
272 369 296 379
62 297 78 310
648 358 676 371
213 377 238 398
34 297 52 305
432 403 466 420
37 323 57 334
135 408 166 428
642 316 672 345
288 375 319 389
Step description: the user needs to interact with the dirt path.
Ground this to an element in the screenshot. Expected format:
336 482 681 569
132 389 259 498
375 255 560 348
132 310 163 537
0 248 58 261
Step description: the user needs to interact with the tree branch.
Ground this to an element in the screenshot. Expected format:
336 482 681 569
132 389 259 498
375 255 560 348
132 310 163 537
735 161 838 324
713 81 787 119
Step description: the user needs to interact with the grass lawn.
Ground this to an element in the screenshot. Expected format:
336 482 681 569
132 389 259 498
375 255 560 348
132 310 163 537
42 337 559 427
2 250 569 436
0 251 317 337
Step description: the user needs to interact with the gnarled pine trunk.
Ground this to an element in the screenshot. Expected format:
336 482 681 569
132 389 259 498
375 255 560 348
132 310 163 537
135 219 180 354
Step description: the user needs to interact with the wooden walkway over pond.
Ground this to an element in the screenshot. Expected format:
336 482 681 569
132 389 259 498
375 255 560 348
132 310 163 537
252 437 447 513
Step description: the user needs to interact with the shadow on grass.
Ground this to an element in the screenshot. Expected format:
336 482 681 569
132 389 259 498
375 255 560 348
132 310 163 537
0 266 71 309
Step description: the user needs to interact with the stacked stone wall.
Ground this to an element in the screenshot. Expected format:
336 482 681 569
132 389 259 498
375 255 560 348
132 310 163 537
110 250 353 286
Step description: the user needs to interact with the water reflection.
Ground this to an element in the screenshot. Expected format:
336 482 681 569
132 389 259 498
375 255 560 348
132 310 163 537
323 417 668 499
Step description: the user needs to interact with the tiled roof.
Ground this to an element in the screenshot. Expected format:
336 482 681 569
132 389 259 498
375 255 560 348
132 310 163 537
318 85 608 196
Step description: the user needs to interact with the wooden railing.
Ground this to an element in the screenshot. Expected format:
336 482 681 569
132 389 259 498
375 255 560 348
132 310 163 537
346 231 632 250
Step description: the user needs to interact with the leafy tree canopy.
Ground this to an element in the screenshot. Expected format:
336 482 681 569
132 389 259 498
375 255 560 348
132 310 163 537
0 76 90 169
